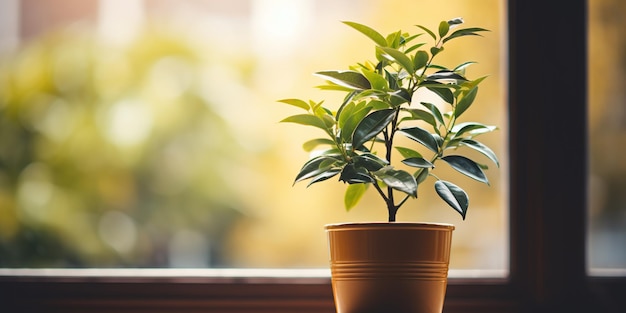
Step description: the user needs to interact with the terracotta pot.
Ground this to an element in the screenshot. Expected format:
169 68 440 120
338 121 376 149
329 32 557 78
325 222 454 313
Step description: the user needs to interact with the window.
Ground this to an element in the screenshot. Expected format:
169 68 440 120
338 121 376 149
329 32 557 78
0 0 506 270
587 0 626 274
1 1 625 313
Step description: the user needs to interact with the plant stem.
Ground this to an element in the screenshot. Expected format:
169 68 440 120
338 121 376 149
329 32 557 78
388 204 398 222
372 178 389 203
384 108 403 221
387 185 397 222
382 36 446 222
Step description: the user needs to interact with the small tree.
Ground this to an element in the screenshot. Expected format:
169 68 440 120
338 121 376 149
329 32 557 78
280 19 499 222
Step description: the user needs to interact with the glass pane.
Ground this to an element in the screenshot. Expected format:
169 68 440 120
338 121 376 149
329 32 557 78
0 0 507 272
588 0 626 274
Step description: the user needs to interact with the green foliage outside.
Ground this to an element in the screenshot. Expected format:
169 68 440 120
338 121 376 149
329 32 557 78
0 28 248 267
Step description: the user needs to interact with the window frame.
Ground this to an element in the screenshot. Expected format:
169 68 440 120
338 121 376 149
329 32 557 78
1 1 625 312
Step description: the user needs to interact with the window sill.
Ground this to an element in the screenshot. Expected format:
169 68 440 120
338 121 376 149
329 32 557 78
0 268 515 313
3 268 623 312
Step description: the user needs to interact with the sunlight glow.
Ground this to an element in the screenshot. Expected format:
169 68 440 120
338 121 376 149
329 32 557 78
251 0 313 56
101 99 153 147
98 0 144 44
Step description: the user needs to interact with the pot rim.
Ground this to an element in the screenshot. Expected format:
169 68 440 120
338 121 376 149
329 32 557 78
324 221 455 231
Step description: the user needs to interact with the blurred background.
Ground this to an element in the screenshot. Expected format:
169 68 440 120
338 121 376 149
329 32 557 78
0 0 620 273
588 0 626 272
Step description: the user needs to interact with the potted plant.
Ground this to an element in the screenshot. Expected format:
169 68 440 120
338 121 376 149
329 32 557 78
279 18 498 313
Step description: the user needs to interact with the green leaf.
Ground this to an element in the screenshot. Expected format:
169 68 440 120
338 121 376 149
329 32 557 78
378 46 415 74
443 27 489 44
403 109 437 130
315 70 371 90
453 61 477 73
368 100 390 110
426 64 448 71
426 84 454 104
278 98 309 111
342 21 388 46
416 25 436 40
433 133 444 148
454 86 478 118
316 84 355 92
405 42 425 54
427 70 467 82
307 169 341 187
373 167 417 197
420 102 445 127
459 139 500 167
303 138 336 152
462 76 487 90
311 100 326 112
438 20 450 38
398 126 439 153
402 33 422 45
280 114 328 131
361 69 388 90
441 155 489 184
345 183 368 211
447 17 464 26
337 101 356 128
318 148 343 157
354 153 388 171
434 180 469 219
294 155 341 184
336 92 357 118
384 69 399 90
354 89 387 100
315 108 336 128
395 146 423 159
416 168 429 184
339 164 374 184
402 157 434 168
389 89 411 106
341 105 372 143
452 122 497 138
444 138 463 149
386 31 402 48
430 46 443 57
413 50 429 71
352 109 396 148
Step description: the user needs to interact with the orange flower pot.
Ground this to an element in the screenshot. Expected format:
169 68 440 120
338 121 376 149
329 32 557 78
325 222 455 313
